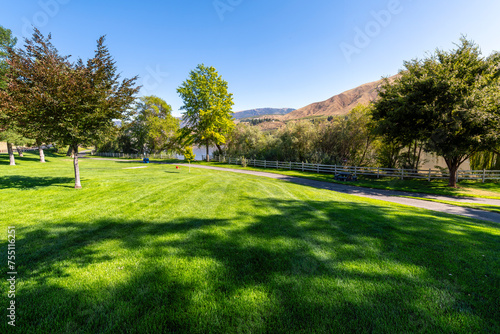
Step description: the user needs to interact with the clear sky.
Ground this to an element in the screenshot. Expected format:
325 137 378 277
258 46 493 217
2 0 500 117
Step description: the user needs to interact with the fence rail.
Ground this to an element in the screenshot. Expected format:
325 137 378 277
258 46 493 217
0 147 46 154
93 152 176 160
221 157 500 183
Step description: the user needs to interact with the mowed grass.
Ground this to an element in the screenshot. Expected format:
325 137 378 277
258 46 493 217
195 161 500 199
1 152 499 333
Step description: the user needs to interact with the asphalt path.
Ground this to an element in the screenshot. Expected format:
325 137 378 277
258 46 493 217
179 164 500 224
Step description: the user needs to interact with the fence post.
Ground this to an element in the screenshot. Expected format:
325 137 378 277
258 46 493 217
428 168 431 182
276 160 278 169
401 168 404 180
354 166 357 177
317 163 320 173
302 162 304 172
483 169 486 183
289 161 292 170
264 160 266 168
377 167 380 179
335 164 337 175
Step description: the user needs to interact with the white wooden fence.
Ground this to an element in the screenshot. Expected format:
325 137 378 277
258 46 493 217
223 157 500 183
93 152 176 160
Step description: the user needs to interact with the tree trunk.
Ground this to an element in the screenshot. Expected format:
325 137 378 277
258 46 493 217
16 146 24 157
206 141 210 162
36 140 45 163
444 157 460 188
7 142 15 166
216 143 223 157
416 144 423 171
73 144 82 189
448 164 458 188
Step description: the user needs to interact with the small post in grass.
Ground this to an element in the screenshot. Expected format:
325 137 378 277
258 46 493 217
183 147 196 173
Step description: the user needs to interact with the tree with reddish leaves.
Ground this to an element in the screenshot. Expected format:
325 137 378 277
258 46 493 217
3 28 139 188
0 25 23 166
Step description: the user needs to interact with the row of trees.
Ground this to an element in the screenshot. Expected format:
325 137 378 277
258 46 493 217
2 26 497 189
0 25 236 188
226 38 500 187
95 64 236 160
226 104 379 166
0 27 139 188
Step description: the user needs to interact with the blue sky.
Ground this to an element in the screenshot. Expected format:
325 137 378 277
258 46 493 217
2 0 500 117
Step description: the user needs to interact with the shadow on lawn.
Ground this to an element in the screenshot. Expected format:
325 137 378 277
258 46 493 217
0 155 51 165
0 175 74 189
4 199 499 333
0 150 63 165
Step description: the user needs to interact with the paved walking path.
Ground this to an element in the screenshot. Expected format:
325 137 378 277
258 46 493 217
178 164 500 223
82 156 500 223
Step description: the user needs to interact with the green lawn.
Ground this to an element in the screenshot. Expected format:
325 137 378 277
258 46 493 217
1 152 499 333
194 161 500 199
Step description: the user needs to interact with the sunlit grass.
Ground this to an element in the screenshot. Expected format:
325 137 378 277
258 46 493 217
0 152 499 333
194 161 500 198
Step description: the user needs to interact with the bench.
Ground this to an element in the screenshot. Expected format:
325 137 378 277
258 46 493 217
334 172 358 182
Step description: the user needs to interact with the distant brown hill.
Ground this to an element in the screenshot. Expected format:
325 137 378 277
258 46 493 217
282 75 397 121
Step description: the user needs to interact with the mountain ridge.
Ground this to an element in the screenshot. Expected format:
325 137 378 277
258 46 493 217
282 75 397 120
232 108 296 120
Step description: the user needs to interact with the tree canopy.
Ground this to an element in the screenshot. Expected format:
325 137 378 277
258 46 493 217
372 38 500 187
177 64 234 161
129 95 180 154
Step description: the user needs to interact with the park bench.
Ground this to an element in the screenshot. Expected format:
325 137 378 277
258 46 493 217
334 172 358 182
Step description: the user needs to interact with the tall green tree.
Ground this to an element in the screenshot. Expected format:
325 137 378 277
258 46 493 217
373 38 500 187
183 146 196 173
130 95 180 154
177 64 235 161
4 28 139 188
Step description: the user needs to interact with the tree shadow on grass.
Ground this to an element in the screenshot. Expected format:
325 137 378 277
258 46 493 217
3 199 499 333
0 175 75 189
0 155 51 165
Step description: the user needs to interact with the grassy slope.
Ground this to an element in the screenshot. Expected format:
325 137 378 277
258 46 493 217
1 152 499 333
194 161 500 199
